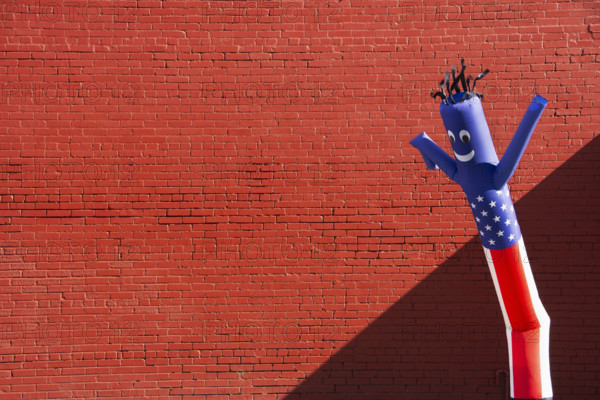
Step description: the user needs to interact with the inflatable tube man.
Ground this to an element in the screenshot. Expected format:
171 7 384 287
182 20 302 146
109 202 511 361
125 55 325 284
410 60 552 400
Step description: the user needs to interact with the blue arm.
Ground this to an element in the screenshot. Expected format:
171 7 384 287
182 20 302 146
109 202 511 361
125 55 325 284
410 132 458 181
493 95 547 189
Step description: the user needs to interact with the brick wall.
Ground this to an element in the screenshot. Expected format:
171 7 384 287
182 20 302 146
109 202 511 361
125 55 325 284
1 1 599 399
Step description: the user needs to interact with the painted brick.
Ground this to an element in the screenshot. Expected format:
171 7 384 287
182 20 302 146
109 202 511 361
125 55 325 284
1 0 599 399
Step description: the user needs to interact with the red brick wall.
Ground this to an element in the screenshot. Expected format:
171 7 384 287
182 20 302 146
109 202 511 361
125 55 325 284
1 1 599 399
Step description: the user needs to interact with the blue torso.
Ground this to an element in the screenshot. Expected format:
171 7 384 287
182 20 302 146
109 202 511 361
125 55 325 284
454 162 522 250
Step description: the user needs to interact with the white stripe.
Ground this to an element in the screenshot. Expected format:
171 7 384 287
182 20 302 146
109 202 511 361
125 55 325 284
505 329 514 398
483 246 511 330
516 238 553 398
539 319 553 398
483 246 514 396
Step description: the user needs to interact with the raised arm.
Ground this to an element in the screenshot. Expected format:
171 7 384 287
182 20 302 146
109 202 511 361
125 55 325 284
493 95 547 189
410 132 458 182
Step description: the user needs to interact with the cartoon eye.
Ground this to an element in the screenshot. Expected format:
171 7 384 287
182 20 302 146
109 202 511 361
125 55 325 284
460 130 470 143
448 130 455 143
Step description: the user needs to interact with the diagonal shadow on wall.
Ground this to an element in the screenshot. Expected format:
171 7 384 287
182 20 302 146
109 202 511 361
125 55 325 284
284 135 600 400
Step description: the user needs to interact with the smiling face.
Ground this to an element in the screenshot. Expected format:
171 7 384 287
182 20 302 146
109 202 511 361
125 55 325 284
447 128 474 161
439 93 499 165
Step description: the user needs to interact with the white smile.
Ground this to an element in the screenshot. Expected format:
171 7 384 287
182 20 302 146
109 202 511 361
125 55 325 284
454 149 475 162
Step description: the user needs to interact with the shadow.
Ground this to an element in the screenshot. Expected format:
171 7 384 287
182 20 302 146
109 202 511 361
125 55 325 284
285 136 600 400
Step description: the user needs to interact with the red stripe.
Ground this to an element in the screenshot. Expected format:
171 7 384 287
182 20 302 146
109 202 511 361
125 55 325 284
489 242 544 398
489 243 540 331
511 329 543 398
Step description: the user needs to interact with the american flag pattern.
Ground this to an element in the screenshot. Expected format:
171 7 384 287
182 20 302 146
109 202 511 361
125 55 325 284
411 91 552 400
467 185 521 251
472 186 552 399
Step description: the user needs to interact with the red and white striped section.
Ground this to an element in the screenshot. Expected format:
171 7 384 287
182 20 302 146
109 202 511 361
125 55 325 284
483 238 552 400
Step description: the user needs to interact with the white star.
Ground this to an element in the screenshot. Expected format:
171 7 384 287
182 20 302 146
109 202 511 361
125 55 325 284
476 217 481 222
505 218 511 226
489 201 496 208
485 225 492 231
508 234 515 241
489 239 495 245
496 190 502 196
510 206 514 212
514 220 518 227
497 230 504 237
481 210 488 216
504 188 510 197
501 204 507 211
493 216 501 222
476 195 484 202
480 231 485 236
471 203 476 209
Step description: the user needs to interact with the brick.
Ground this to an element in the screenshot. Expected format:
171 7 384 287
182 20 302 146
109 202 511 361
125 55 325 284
0 2 598 399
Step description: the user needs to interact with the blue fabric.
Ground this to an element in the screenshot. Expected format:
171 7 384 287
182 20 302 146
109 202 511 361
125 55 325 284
410 93 547 250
